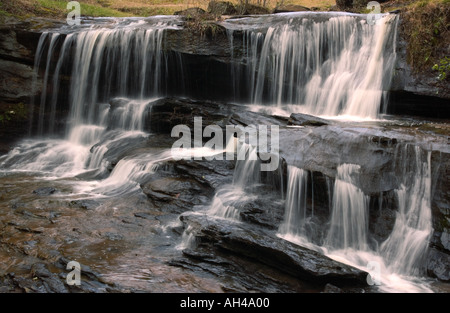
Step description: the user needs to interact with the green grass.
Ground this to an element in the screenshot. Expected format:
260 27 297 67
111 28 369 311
0 9 11 17
37 0 129 17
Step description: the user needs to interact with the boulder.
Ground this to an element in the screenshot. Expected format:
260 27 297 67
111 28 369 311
141 157 234 213
180 213 369 287
148 97 233 134
208 1 237 16
427 248 450 281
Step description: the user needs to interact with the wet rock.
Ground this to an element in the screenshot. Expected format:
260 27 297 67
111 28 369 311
69 199 99 211
15 226 43 234
273 4 311 13
430 150 450 253
170 246 317 292
103 232 124 241
180 213 369 287
56 257 120 292
370 136 397 147
141 159 231 213
441 232 450 251
322 283 343 293
31 263 68 293
134 212 155 220
278 125 425 195
0 59 35 100
239 195 284 230
427 248 450 282
148 97 234 135
368 193 398 243
32 187 57 195
288 113 329 127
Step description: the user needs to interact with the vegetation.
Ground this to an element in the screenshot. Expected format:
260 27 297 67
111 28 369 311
0 0 337 18
0 0 448 82
0 103 28 126
399 0 449 81
432 57 450 81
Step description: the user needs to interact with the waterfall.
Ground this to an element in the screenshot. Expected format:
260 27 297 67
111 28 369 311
278 166 309 238
325 164 369 251
65 26 167 130
0 13 440 293
279 145 434 292
0 18 183 176
208 144 261 220
223 12 398 118
380 146 433 276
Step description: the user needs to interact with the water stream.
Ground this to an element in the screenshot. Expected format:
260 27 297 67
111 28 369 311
0 13 446 293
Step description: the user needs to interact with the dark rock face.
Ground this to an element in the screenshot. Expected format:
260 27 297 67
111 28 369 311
141 159 234 214
0 19 68 151
179 213 369 287
391 21 450 101
386 91 450 119
427 248 450 281
0 258 119 293
148 97 234 134
0 26 40 152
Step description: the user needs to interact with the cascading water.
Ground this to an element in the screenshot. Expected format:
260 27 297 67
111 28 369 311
207 144 261 220
325 164 369 251
223 12 398 119
0 12 444 293
380 145 433 277
278 166 309 239
278 145 435 292
1 18 182 182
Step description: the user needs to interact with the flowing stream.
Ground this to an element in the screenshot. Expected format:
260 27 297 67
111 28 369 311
0 13 446 293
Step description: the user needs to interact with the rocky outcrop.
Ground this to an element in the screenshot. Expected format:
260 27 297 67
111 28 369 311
0 23 39 152
178 212 370 288
390 12 450 103
0 18 66 152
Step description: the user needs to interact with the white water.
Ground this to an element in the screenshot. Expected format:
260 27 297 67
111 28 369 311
223 12 398 119
208 144 261 220
0 19 182 196
279 146 434 292
0 14 438 293
380 146 433 276
278 166 309 238
325 164 369 251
